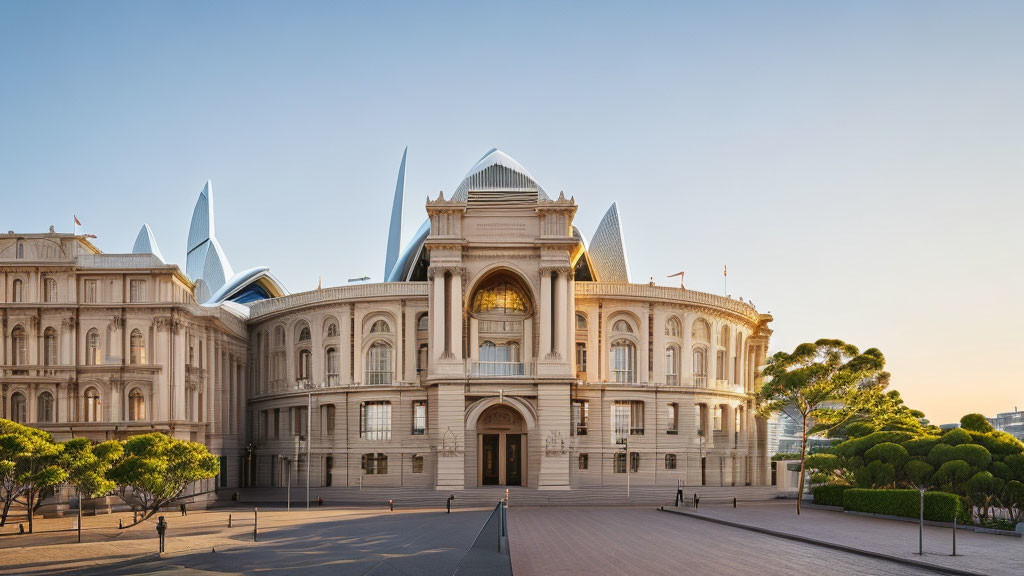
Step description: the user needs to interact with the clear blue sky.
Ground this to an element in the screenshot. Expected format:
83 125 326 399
3 1 1023 424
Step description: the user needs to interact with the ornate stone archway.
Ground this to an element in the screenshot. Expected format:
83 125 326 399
473 404 528 487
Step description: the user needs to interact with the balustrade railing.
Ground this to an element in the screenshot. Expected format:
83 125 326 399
470 361 529 377
364 370 394 386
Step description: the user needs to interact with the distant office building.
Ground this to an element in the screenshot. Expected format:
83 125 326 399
939 423 961 431
988 409 1024 441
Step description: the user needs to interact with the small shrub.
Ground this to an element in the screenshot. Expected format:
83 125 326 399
904 459 934 486
843 489 964 522
864 442 909 468
960 414 994 433
952 444 992 470
941 428 972 446
927 443 957 467
813 485 850 507
902 436 940 457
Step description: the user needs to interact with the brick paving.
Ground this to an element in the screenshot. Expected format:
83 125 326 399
507 506 949 576
0 506 490 575
671 501 1022 576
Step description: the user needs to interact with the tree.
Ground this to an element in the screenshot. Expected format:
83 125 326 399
965 471 1004 521
107 433 219 526
960 414 994 433
0 419 67 532
904 460 934 487
60 438 122 541
1002 480 1024 524
933 460 972 495
758 339 887 514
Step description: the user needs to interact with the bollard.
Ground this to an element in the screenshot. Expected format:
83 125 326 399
447 495 455 514
676 488 684 507
733 497 737 508
505 488 509 507
389 499 394 512
228 513 232 528
119 518 123 529
952 514 957 556
253 507 259 542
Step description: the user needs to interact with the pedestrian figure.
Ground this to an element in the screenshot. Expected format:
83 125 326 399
317 496 323 506
180 502 187 516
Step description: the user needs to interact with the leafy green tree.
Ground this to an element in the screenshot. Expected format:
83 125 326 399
0 419 66 533
960 414 994 433
902 436 940 457
1002 480 1024 524
933 460 972 495
60 438 123 540
904 460 934 487
758 339 887 514
864 442 910 468
108 433 219 526
951 444 992 471
965 471 1004 521
1005 454 1024 479
826 389 928 438
940 428 972 446
855 460 895 489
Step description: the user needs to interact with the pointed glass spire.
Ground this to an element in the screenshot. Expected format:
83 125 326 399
384 147 407 279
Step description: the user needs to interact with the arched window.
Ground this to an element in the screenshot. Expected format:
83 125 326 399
130 329 145 364
471 282 528 314
44 278 57 302
665 317 681 337
370 319 390 334
37 391 54 422
325 347 339 384
693 347 708 386
477 340 522 375
298 326 311 342
43 327 57 366
11 326 27 366
665 345 679 385
417 313 429 332
575 313 588 330
128 388 145 421
11 279 23 303
10 392 27 423
611 340 636 383
366 341 392 385
297 349 312 380
575 342 587 374
692 319 710 342
326 322 338 338
612 319 633 333
86 329 101 365
15 240 24 259
84 387 102 422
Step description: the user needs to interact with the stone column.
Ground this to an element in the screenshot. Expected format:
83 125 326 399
681 312 693 385
553 271 566 359
432 272 446 362
449 270 462 360
565 273 575 365
539 271 551 357
469 318 479 363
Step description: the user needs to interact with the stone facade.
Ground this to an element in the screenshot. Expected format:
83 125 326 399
1 150 773 494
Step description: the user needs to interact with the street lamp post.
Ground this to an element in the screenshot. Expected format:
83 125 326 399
620 437 630 500
306 389 312 511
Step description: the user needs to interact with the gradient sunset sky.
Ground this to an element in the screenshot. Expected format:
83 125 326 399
2 1 1022 425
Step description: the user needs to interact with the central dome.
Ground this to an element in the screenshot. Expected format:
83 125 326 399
451 148 550 203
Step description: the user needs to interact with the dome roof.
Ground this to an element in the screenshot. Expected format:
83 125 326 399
451 148 550 202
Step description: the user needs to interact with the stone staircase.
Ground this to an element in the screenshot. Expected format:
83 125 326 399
221 484 780 510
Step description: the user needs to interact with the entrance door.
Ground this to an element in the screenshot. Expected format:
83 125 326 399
505 434 522 486
482 434 500 485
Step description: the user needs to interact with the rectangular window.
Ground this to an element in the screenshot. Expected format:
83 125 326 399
665 454 677 470
261 410 269 440
630 451 640 473
322 404 335 437
274 408 280 439
713 405 722 431
716 350 726 379
572 400 589 436
578 453 589 470
292 406 308 438
614 452 627 473
324 456 334 486
412 400 427 435
129 279 145 303
361 452 388 475
612 400 644 443
360 401 392 441
696 404 705 437
412 454 424 473
667 403 678 434
84 280 97 303
575 342 587 374
219 456 228 488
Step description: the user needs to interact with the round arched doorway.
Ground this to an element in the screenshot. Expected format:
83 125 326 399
476 404 527 486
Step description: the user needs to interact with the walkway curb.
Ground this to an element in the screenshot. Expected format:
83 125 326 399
659 507 986 576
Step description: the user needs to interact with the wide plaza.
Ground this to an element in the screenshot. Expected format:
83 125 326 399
0 501 1018 576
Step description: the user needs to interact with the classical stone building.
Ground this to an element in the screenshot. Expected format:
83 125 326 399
1 148 773 494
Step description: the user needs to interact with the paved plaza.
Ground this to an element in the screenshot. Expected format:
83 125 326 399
2 501 1021 575
507 506 1020 576
0 506 492 575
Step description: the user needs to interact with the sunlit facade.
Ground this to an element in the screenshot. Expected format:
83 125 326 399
1 148 773 492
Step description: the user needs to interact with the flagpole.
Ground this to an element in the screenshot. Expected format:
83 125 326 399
723 265 727 296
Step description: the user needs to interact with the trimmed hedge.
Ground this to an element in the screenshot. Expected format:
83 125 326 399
843 489 966 523
813 485 850 507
